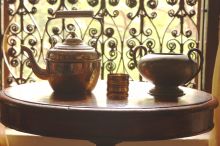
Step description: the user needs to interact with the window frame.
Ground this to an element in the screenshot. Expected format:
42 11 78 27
0 0 219 91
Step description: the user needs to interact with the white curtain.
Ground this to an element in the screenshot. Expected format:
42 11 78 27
209 36 220 146
0 123 8 146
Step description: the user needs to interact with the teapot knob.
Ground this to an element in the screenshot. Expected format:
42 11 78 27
69 32 76 38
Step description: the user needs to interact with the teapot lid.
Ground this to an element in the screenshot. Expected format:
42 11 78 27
56 37 93 50
47 36 100 62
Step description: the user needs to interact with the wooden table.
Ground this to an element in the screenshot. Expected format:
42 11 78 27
0 81 218 146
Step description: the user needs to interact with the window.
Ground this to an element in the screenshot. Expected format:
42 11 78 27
0 0 218 91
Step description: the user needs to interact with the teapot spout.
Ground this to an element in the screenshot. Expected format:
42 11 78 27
21 45 49 80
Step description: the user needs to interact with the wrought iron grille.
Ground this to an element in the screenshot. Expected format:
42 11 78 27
1 0 204 87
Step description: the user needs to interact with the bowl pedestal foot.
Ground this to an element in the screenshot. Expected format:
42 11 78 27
149 86 184 98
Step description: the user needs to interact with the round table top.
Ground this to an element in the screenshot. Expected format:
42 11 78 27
0 80 218 142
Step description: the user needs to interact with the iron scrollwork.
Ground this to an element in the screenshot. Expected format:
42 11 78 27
3 0 42 85
2 0 201 86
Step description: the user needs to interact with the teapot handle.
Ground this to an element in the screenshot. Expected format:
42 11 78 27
186 48 204 83
55 10 94 18
132 45 148 67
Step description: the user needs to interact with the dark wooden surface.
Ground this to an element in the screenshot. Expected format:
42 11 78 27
0 80 218 145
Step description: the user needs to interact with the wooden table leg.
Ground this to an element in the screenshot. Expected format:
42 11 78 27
91 139 120 146
96 142 117 146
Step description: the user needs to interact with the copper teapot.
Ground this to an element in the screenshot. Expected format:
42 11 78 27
133 46 203 98
22 11 101 94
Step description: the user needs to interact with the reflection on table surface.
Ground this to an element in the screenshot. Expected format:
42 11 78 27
4 80 212 109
